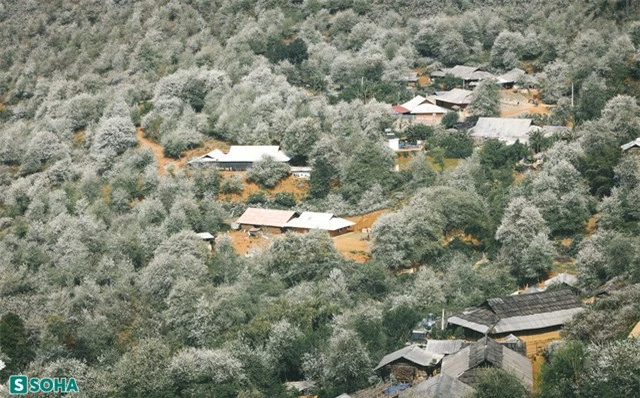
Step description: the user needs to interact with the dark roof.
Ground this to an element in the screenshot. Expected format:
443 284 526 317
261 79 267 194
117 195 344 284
486 289 581 318
448 289 584 334
441 337 533 388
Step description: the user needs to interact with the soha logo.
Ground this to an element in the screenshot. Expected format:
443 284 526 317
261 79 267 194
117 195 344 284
9 375 79 395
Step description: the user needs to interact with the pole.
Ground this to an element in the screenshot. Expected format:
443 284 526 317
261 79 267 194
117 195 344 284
441 308 445 330
571 82 574 107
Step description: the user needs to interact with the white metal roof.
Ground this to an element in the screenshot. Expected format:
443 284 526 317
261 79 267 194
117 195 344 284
401 95 428 111
621 137 640 151
492 307 585 334
284 211 355 231
434 88 473 105
469 117 533 144
196 232 214 240
411 103 449 114
190 146 290 164
544 272 579 288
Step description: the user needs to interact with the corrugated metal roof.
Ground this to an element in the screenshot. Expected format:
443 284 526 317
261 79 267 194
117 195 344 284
441 337 532 388
434 88 473 105
469 117 533 144
400 374 475 398
392 105 411 114
374 345 444 370
401 95 428 111
492 307 585 334
487 289 582 318
544 272 579 288
191 146 290 164
621 138 640 151
195 232 214 240
284 211 355 231
410 103 449 115
497 68 526 84
236 208 297 228
425 340 465 355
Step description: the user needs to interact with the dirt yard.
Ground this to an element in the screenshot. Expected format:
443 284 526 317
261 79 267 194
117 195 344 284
224 229 275 256
217 171 310 202
332 209 390 262
500 89 552 118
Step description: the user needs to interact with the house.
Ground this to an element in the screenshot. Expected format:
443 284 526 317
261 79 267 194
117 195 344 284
399 71 419 88
430 88 473 111
469 117 533 145
621 137 640 155
284 380 316 397
399 374 475 398
447 289 584 357
236 208 298 234
290 166 312 178
440 337 533 389
187 145 290 170
374 345 444 382
425 340 466 355
393 95 450 126
497 68 526 89
235 208 355 236
431 65 496 88
284 211 355 237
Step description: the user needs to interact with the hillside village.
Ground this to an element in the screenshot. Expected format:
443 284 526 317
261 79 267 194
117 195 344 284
1 1 640 397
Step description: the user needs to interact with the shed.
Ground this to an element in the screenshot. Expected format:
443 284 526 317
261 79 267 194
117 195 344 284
374 345 444 382
440 337 533 389
544 273 579 289
399 374 475 398
469 117 533 145
235 208 298 233
290 166 312 178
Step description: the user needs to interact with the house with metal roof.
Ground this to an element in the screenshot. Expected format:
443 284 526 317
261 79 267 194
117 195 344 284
425 340 466 355
284 211 355 237
392 95 450 126
187 145 290 170
236 208 298 233
399 373 475 398
469 117 534 145
622 137 640 155
431 65 496 88
374 345 445 382
430 88 473 110
447 289 584 356
235 208 355 236
440 337 533 389
497 68 526 88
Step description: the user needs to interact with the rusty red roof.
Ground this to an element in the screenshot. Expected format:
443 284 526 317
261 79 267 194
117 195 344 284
236 208 297 228
392 105 410 114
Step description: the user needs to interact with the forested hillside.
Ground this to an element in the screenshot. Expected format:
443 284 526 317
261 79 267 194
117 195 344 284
1 0 640 397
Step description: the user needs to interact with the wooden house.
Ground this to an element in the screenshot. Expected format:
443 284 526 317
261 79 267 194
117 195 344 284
440 337 533 389
399 373 475 398
374 345 444 382
430 65 496 88
429 88 473 111
447 289 584 357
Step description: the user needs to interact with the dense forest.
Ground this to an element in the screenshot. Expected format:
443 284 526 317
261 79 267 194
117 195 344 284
1 0 640 397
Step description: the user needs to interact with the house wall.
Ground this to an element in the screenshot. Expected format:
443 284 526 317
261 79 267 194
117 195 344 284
239 224 284 234
413 113 444 125
625 147 640 156
496 328 562 358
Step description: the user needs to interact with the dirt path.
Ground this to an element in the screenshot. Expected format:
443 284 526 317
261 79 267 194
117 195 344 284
136 128 177 176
